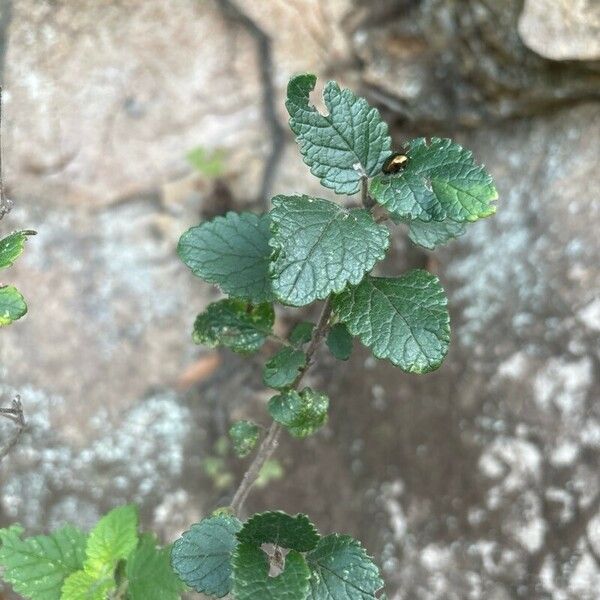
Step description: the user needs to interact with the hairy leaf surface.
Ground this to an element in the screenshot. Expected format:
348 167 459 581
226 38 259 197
269 195 389 306
178 212 273 303
405 217 466 250
171 515 242 598
232 544 310 600
237 511 319 552
370 138 497 222
333 271 450 373
193 299 274 354
286 74 391 194
268 389 329 438
307 534 383 600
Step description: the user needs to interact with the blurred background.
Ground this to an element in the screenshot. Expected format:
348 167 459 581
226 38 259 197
1 1 599 598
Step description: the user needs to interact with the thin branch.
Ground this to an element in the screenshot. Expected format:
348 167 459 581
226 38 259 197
0 396 25 463
360 175 375 210
230 298 334 515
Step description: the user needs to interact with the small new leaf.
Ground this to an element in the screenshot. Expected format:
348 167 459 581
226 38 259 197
404 217 466 250
237 511 320 552
370 137 497 223
126 534 184 600
0 285 27 326
171 515 242 598
289 321 314 345
61 570 115 600
307 534 384 600
232 544 310 600
333 271 450 373
193 299 274 354
83 504 138 578
269 195 389 307
263 347 307 389
268 388 329 439
326 323 353 361
0 230 35 269
178 212 273 303
286 74 391 194
229 420 260 458
0 525 86 600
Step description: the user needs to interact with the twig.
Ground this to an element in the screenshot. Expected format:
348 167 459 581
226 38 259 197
0 396 25 463
230 299 334 515
360 175 375 210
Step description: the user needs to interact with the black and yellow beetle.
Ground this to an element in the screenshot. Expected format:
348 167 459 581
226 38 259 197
382 151 409 174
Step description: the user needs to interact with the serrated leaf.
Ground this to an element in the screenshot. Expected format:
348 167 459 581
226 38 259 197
306 534 384 600
268 388 329 439
289 321 314 345
0 525 86 600
370 137 497 223
60 570 115 600
237 511 319 552
269 195 389 307
326 323 353 361
126 534 183 600
0 230 35 269
0 285 27 326
404 217 466 250
178 212 273 303
232 544 310 600
84 505 138 578
286 74 391 195
229 420 260 458
263 347 307 389
333 271 450 373
193 299 274 354
171 515 242 598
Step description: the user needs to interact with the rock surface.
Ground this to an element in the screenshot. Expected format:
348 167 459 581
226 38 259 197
1 1 599 598
519 0 600 61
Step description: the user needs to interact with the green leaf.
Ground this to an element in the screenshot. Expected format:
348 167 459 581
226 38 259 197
404 217 466 250
286 74 391 195
186 146 225 178
126 534 183 600
232 544 310 600
0 285 27 326
333 271 450 373
229 420 260 458
326 323 353 361
193 299 274 354
0 524 86 600
269 195 389 307
178 212 273 303
237 511 319 552
268 388 329 439
289 321 314 345
61 570 115 600
370 137 497 223
263 347 307 389
0 230 35 269
306 534 384 600
171 515 242 598
84 505 138 578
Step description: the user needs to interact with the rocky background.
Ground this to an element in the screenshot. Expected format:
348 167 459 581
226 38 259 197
1 0 599 598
